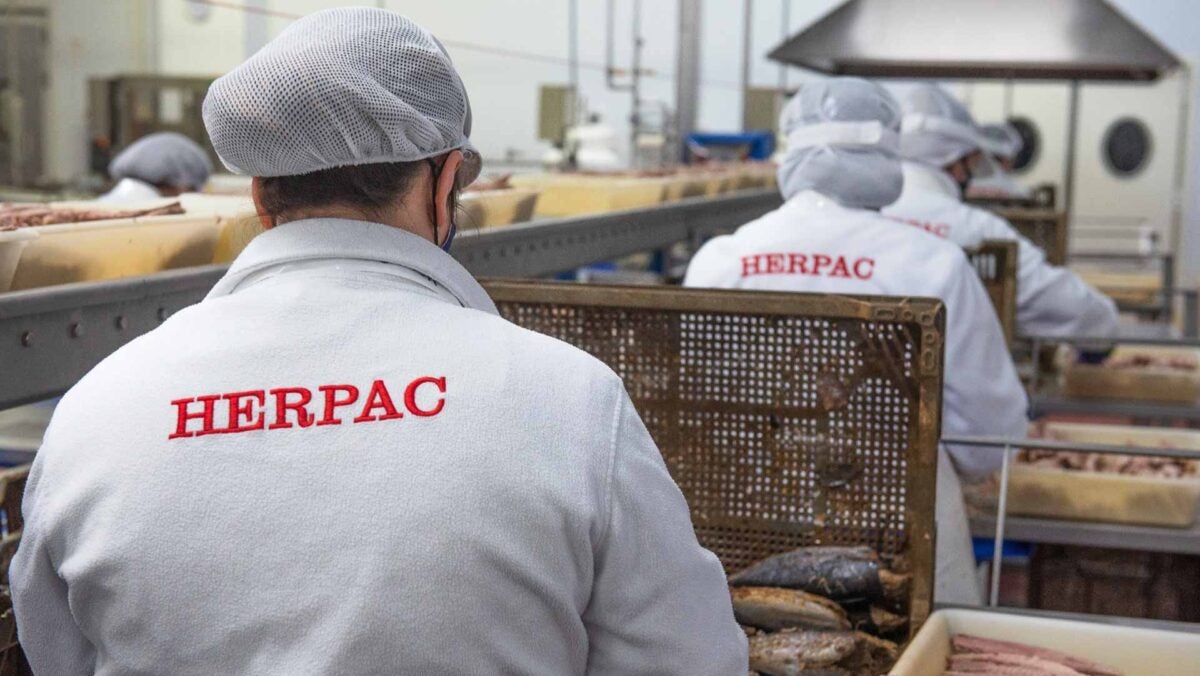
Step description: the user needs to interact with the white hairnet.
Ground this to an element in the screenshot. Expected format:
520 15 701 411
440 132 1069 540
108 132 213 191
898 84 988 169
776 77 904 209
979 122 1023 160
202 8 481 185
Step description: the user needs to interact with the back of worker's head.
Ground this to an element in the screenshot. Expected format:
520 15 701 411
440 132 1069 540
108 132 213 195
979 122 1023 171
776 77 904 210
898 84 993 188
202 8 479 246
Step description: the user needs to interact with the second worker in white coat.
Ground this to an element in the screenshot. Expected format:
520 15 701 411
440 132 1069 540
884 84 1118 339
684 78 1030 604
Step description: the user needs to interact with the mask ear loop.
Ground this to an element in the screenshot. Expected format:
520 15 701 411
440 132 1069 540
426 158 442 247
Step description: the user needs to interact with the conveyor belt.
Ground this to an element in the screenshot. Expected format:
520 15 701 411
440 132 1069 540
0 191 781 409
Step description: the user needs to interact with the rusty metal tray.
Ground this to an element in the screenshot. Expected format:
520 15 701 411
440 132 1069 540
994 208 1068 266
967 240 1019 345
482 280 944 633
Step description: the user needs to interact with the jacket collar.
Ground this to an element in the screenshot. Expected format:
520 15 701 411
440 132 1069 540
207 218 498 315
782 189 873 218
902 160 962 200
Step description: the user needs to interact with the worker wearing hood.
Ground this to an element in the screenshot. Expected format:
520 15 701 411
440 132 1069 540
968 122 1034 200
883 85 1118 339
11 9 746 674
684 77 1029 605
99 131 213 202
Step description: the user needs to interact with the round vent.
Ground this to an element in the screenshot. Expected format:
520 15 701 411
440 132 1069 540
1007 116 1039 174
1103 117 1152 177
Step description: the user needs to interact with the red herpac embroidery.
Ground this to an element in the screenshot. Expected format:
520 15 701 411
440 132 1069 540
741 253 875 280
168 377 447 440
890 216 950 238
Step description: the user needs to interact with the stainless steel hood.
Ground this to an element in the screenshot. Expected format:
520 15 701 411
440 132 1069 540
767 0 1180 81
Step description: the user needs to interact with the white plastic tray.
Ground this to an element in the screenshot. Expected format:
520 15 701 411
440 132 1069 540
890 608 1200 675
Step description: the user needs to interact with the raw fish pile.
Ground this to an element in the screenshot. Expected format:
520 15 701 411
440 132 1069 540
1019 429 1198 479
946 634 1121 675
0 202 184 230
731 546 909 675
462 174 512 192
1105 352 1198 372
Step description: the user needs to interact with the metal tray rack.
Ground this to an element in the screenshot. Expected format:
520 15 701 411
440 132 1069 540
995 208 1069 266
967 240 1019 345
483 280 945 632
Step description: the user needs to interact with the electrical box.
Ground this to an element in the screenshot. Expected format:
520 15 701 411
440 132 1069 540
537 84 576 145
743 87 784 134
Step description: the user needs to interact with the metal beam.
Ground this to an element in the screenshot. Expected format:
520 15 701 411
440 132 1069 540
674 0 702 158
0 191 781 409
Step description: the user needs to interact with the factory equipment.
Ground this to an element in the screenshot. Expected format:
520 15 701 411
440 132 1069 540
86 75 218 178
0 7 47 187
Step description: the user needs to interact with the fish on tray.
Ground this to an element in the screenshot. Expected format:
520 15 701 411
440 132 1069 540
731 587 850 631
950 634 1122 676
748 630 859 676
729 546 909 605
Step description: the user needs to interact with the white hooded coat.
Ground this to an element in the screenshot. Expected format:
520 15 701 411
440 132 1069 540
885 162 1118 339
11 220 747 675
684 191 1030 604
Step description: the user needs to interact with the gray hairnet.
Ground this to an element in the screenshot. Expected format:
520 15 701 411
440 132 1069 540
202 8 481 185
776 78 904 209
980 122 1023 160
108 132 213 191
898 84 986 167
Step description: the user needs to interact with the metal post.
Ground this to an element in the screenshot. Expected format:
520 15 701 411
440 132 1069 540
568 0 579 125
1184 290 1199 339
629 0 643 167
1063 81 1081 226
989 443 1013 607
739 0 753 131
676 0 703 160
1163 254 1176 325
777 0 789 94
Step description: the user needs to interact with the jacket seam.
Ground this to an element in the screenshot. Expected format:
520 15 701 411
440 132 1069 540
597 381 623 548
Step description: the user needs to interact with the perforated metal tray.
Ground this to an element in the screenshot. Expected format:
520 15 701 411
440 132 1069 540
482 280 944 631
967 240 1019 345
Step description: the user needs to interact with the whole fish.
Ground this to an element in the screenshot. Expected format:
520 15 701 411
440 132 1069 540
838 631 899 674
732 586 850 631
729 546 909 604
748 630 858 676
845 604 908 635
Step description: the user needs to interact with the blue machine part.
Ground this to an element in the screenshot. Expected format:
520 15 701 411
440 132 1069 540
686 131 775 161
972 537 1032 563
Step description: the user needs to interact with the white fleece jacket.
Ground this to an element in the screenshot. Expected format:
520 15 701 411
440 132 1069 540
11 219 747 675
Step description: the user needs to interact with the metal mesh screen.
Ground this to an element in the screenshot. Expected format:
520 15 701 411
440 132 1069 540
998 208 1069 266
484 281 944 626
968 239 1019 345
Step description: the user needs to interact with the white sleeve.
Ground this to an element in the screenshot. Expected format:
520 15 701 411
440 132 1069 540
939 255 1030 481
584 390 747 676
682 235 737 289
9 459 96 675
983 214 1119 339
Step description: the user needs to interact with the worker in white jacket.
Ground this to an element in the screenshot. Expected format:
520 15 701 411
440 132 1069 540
684 78 1029 605
99 131 213 202
884 85 1118 339
968 122 1033 200
11 10 746 675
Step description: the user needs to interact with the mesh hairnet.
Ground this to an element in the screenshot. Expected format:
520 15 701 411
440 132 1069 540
776 78 904 209
202 8 481 185
898 84 986 168
108 132 213 191
979 122 1024 160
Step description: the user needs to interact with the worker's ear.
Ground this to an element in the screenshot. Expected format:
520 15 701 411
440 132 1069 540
250 176 275 230
434 150 463 242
